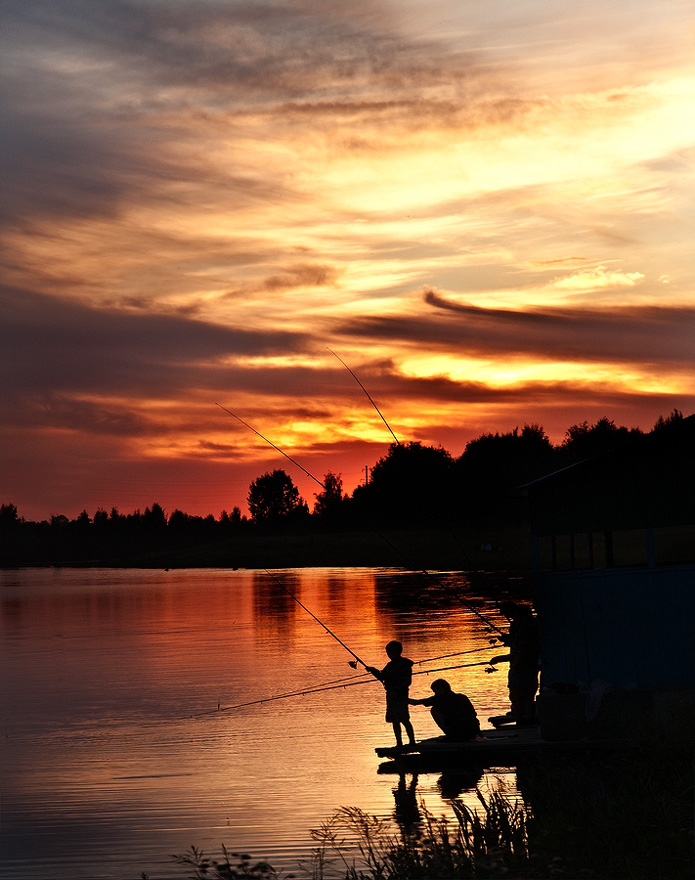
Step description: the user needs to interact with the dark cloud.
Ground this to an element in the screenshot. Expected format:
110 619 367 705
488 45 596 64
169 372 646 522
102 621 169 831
3 0 686 239
224 262 343 298
3 0 485 99
261 262 341 291
0 0 502 228
334 289 695 367
0 284 311 402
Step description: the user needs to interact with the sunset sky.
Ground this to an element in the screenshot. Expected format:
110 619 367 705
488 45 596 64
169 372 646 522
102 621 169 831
2 0 694 521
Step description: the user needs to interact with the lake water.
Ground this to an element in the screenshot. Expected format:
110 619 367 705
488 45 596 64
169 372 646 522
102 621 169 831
0 567 520 879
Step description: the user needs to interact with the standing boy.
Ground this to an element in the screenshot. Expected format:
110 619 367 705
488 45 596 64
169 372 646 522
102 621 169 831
366 640 416 747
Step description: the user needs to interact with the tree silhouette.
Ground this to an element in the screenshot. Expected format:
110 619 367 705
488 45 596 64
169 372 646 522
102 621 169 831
0 502 20 528
559 417 639 464
652 408 684 434
352 441 455 523
455 424 556 511
247 469 307 524
313 472 346 517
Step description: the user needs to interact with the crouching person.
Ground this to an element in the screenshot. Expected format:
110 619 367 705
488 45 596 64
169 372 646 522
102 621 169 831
409 678 480 741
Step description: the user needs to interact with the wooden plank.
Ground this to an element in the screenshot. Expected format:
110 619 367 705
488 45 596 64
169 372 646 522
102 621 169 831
375 728 623 771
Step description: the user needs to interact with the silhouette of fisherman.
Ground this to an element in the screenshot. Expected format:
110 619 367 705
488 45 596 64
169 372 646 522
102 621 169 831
366 640 416 747
409 678 480 741
392 773 421 830
491 602 540 724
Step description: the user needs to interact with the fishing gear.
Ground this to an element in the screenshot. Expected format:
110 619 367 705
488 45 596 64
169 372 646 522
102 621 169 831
264 569 368 668
327 348 400 446
215 402 325 489
214 397 506 638
190 658 495 718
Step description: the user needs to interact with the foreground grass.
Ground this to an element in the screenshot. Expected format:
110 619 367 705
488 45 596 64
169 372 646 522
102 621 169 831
157 729 694 880
164 792 533 880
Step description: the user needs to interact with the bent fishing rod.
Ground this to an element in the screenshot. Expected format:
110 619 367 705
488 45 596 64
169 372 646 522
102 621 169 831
215 402 325 489
327 348 400 446
190 658 497 718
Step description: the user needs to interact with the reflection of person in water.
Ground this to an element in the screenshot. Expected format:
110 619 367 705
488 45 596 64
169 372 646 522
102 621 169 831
409 678 480 741
491 602 540 724
366 640 416 747
437 767 485 799
392 773 421 830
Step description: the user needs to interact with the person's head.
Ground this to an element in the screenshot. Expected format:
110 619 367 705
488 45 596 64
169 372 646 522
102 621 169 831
385 640 403 659
430 678 452 694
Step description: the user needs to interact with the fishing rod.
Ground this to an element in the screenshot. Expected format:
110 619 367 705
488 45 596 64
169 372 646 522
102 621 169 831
192 649 495 718
327 348 400 445
215 402 325 489
328 350 507 638
264 569 368 668
214 397 505 638
190 658 496 717
190 673 371 718
413 645 497 665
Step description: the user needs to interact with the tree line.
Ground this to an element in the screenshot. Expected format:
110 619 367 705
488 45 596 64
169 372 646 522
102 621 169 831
0 410 686 565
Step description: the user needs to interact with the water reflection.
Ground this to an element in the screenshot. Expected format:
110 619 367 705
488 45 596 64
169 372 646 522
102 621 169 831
437 767 486 800
1 567 518 880
390 766 486 831
392 773 421 830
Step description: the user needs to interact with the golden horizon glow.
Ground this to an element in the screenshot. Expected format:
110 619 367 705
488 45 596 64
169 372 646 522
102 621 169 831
398 354 689 394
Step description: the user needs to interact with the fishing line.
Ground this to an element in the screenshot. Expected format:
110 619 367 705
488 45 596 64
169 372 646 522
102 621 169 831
190 659 496 718
214 399 506 638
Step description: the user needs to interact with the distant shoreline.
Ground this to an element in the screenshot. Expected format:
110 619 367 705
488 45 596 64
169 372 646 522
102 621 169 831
3 523 535 581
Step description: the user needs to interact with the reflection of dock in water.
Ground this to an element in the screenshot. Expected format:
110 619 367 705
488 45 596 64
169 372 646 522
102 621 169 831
376 726 621 773
391 767 485 824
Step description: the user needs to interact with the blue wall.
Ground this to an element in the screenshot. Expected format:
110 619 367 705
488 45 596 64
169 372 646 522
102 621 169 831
536 565 695 690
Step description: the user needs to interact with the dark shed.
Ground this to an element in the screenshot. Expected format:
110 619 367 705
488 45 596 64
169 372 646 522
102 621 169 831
525 415 695 739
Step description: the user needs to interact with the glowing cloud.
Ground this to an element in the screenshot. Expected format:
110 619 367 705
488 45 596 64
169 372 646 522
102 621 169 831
1 0 694 518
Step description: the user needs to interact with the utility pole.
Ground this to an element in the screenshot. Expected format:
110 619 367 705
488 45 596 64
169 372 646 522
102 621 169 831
364 465 370 485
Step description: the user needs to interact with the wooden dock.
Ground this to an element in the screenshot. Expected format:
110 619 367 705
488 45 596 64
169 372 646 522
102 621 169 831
375 726 621 772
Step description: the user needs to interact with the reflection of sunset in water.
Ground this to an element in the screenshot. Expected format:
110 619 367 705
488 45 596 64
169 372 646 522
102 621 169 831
1 567 518 879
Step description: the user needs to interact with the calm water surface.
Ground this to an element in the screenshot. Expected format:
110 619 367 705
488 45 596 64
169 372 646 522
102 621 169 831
1 567 519 879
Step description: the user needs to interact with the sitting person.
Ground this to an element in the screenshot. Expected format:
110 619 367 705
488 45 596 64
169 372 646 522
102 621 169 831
409 678 480 741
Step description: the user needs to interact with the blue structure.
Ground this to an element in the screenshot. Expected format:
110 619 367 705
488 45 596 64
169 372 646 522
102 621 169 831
525 416 695 739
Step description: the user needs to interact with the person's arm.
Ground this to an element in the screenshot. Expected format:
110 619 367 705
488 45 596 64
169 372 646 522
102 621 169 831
489 654 510 664
365 665 382 680
408 696 434 706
